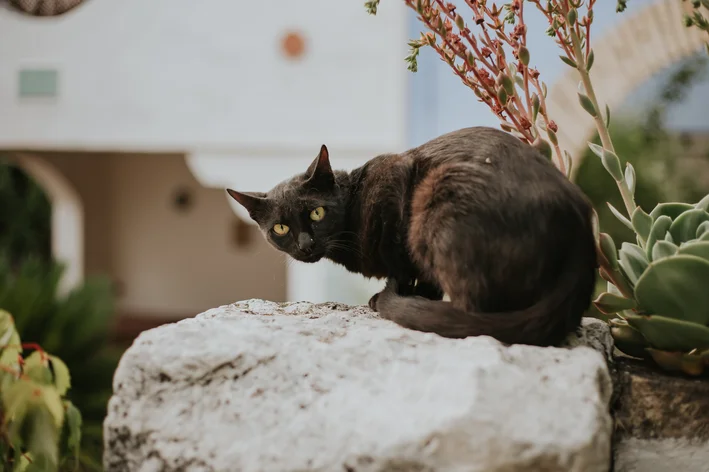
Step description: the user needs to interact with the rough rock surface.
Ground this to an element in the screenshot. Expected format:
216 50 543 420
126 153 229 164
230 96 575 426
104 300 613 472
612 357 709 472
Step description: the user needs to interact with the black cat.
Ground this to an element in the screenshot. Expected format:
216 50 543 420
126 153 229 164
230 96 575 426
227 127 598 346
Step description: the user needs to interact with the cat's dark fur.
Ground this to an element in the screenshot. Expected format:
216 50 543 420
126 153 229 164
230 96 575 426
227 126 598 346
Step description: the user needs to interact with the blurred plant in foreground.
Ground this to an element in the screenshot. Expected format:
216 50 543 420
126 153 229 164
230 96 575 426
367 0 709 375
0 309 82 472
0 257 119 471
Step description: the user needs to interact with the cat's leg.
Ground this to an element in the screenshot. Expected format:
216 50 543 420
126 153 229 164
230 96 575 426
414 280 444 300
368 275 415 311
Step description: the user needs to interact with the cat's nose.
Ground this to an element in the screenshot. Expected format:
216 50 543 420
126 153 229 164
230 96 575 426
298 233 314 254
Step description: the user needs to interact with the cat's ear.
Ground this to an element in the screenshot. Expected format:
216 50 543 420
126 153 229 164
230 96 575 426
226 189 268 221
304 144 334 190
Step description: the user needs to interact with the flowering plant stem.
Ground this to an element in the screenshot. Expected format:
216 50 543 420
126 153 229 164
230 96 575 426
568 29 636 217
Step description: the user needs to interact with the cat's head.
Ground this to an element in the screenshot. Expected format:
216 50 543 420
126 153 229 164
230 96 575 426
226 145 348 263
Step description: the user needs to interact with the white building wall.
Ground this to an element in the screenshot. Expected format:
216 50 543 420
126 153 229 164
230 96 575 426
0 0 409 306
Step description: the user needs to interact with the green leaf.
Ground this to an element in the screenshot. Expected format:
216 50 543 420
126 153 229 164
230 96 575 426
532 94 540 121
625 163 636 195
599 233 618 269
649 202 694 221
635 255 709 325
626 314 709 351
64 400 82 462
593 292 636 314
560 55 578 68
647 348 708 376
14 453 31 472
588 143 623 181
567 8 578 24
668 209 709 244
619 242 649 286
697 221 709 239
651 240 678 261
533 138 552 160
23 352 52 386
605 104 611 128
3 380 34 432
563 151 573 178
547 129 558 146
586 49 595 72
696 194 709 212
610 323 649 359
518 46 530 66
48 355 71 396
677 241 709 262
39 385 65 429
646 215 673 261
24 405 59 472
578 92 598 117
607 202 633 230
631 207 653 247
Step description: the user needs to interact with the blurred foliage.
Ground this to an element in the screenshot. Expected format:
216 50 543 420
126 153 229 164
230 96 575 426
0 257 120 471
0 161 51 268
576 53 709 319
0 161 120 471
0 309 83 472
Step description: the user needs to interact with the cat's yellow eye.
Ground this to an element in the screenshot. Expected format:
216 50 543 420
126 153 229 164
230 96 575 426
273 224 290 235
310 207 326 221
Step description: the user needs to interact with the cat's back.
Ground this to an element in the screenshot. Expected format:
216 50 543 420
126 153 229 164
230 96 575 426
409 126 548 170
409 126 586 202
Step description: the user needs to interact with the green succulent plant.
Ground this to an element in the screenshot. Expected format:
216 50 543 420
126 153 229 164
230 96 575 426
594 193 709 376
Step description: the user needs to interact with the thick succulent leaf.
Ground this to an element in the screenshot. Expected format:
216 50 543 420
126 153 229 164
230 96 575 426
611 324 649 359
696 194 709 211
697 221 709 239
668 209 709 244
646 215 672 261
635 255 709 325
607 202 633 230
650 202 694 221
631 206 653 247
647 348 707 376
626 314 709 351
651 240 678 262
618 243 648 286
607 281 622 296
677 241 709 262
593 292 636 314
598 233 618 269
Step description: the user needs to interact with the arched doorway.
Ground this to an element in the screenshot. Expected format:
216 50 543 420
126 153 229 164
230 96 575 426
10 152 84 295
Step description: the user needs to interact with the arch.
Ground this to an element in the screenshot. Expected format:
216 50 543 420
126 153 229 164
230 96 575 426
545 0 707 180
12 153 84 295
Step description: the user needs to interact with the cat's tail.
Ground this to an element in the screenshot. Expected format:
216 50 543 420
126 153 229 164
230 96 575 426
374 234 597 347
